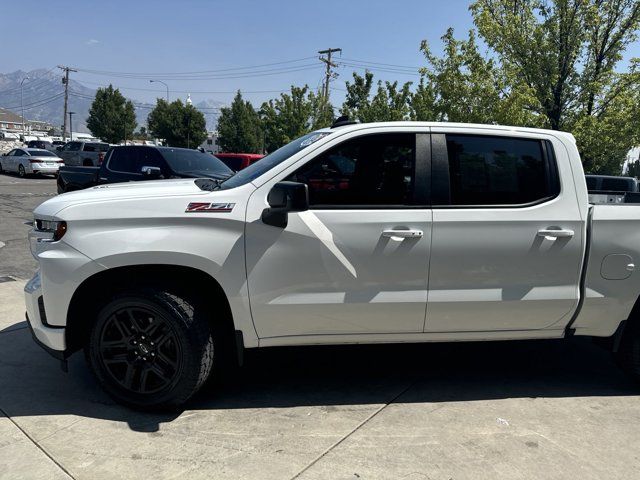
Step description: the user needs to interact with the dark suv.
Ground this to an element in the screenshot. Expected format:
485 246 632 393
57 145 233 193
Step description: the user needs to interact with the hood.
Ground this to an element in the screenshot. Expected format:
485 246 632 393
35 178 208 218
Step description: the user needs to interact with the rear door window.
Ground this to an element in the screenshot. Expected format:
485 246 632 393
107 147 137 173
86 143 110 152
441 134 559 206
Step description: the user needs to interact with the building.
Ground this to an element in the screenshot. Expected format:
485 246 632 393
0 107 25 133
0 107 55 139
199 131 220 154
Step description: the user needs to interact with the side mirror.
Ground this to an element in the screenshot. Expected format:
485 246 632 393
261 181 309 228
141 166 162 178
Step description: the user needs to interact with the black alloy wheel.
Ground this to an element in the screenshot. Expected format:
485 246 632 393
86 290 216 410
97 305 183 395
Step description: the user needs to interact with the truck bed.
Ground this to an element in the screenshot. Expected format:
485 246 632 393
572 204 640 336
56 166 99 194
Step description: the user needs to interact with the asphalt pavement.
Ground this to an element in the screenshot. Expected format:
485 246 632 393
1 173 639 480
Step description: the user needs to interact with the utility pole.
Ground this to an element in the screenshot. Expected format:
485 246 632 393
68 112 75 142
58 65 77 142
318 48 342 101
20 76 29 139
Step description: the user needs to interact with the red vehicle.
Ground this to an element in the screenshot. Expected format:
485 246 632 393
213 153 264 171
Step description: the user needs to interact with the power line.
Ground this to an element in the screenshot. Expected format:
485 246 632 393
75 79 292 95
73 63 322 80
72 56 317 77
338 62 421 76
0 92 65 111
341 58 422 70
68 91 222 112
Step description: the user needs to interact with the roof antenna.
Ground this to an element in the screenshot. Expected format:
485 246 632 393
331 115 358 128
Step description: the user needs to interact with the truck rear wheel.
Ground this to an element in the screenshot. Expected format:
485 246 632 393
85 289 214 410
616 322 640 383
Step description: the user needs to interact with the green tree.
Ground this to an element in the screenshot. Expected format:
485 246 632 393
261 86 313 152
409 78 437 121
309 91 335 129
470 0 640 173
340 72 413 122
419 28 542 126
259 86 335 152
86 85 136 144
217 91 263 153
147 99 207 148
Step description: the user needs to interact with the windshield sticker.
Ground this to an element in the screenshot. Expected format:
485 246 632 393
300 133 331 147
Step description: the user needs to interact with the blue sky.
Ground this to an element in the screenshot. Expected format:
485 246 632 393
5 0 640 107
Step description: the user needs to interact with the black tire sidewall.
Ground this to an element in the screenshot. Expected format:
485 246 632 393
86 291 213 410
18 165 25 177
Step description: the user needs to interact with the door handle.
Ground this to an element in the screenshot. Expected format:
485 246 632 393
382 229 423 239
537 228 574 238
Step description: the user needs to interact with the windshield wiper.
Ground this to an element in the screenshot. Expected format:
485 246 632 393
194 178 224 191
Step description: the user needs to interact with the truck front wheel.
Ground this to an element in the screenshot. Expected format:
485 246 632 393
85 289 214 410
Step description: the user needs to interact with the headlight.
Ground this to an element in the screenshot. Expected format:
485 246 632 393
34 218 67 242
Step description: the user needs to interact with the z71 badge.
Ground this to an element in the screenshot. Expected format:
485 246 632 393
185 202 235 213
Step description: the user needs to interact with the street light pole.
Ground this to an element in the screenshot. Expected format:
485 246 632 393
20 76 29 139
68 112 75 141
150 80 169 101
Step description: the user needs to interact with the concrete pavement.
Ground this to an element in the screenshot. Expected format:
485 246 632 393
1 174 640 479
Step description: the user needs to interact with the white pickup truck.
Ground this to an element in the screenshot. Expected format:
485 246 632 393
25 120 640 409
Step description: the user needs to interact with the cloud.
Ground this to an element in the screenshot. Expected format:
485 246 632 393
86 39 100 46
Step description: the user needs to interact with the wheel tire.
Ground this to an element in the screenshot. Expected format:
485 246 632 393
616 322 640 383
83 159 92 166
0 162 3 174
86 289 214 410
18 164 26 178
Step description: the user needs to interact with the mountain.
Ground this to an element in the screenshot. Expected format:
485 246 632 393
0 69 95 132
195 98 224 132
0 69 225 134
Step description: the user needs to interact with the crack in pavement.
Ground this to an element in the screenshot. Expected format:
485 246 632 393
289 379 419 480
0 406 76 479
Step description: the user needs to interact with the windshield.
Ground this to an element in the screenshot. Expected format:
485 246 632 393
220 131 332 189
163 148 233 177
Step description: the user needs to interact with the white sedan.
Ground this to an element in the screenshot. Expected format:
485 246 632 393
0 148 64 177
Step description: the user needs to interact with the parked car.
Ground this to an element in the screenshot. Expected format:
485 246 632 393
585 174 639 204
56 141 110 167
0 148 63 177
56 145 233 193
26 120 640 409
214 153 264 171
26 140 54 151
